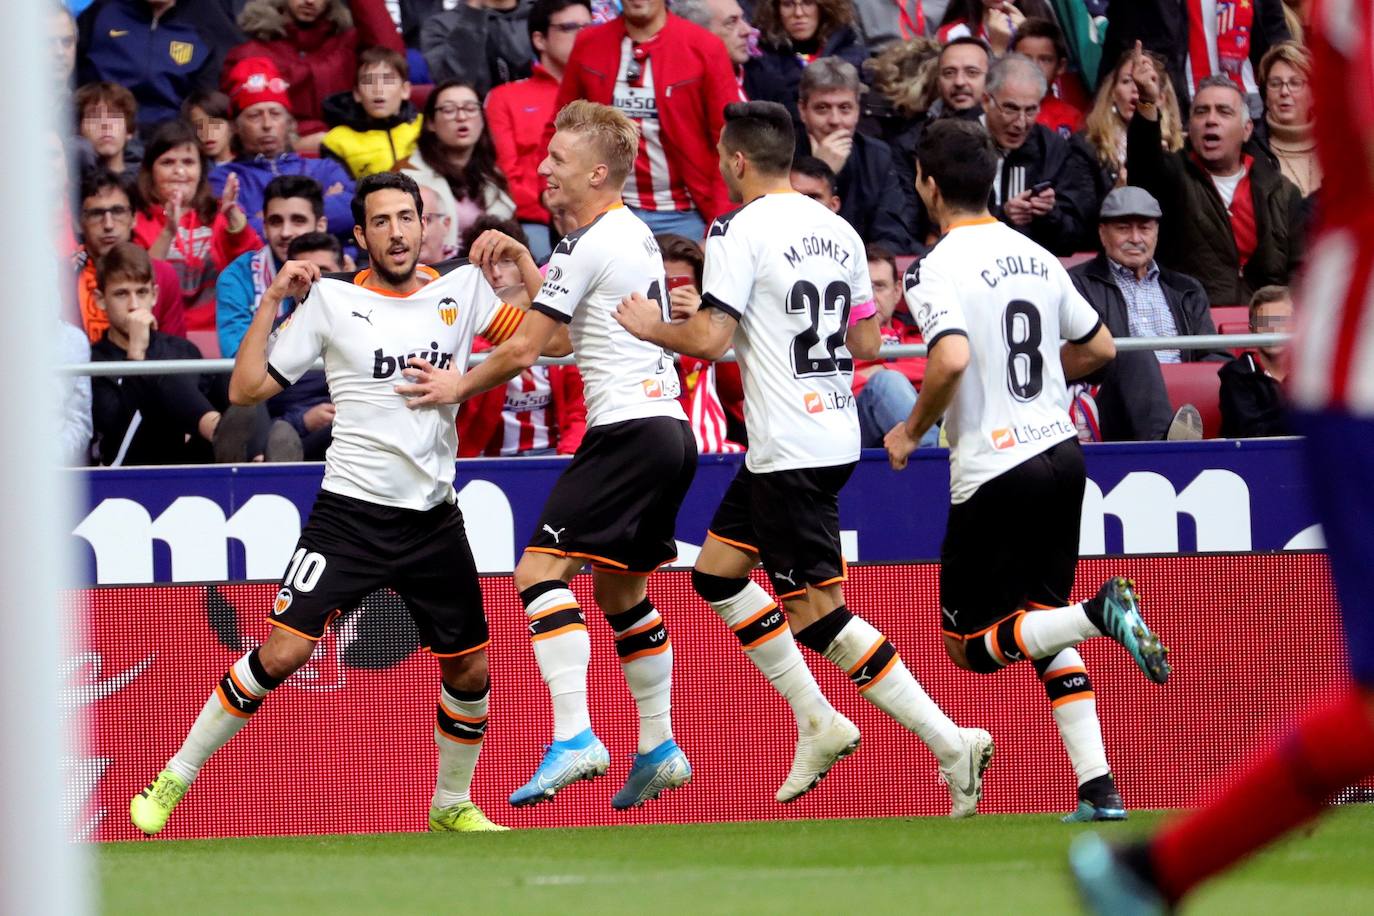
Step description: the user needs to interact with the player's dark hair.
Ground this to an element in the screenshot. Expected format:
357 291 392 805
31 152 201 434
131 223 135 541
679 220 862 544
657 233 704 287
721 101 796 176
865 243 898 283
79 167 131 206
529 0 591 41
96 241 153 291
460 214 529 255
1011 17 1068 62
351 171 423 227
287 231 342 261
264 175 324 219
790 155 838 196
916 119 997 212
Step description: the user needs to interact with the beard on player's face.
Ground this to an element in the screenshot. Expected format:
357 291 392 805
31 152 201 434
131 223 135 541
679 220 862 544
367 230 421 286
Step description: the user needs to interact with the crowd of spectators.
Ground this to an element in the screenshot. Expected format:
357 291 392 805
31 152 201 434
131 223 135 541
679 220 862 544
55 0 1315 465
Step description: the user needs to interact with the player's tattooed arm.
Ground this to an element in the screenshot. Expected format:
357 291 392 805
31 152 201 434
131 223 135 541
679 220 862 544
229 259 320 405
615 292 737 361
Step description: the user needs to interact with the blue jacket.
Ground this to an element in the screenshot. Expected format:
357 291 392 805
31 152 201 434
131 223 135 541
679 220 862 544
215 249 329 437
78 0 243 129
210 155 356 239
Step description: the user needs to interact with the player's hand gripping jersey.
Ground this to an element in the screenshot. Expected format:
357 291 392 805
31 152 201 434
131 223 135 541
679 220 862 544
533 204 686 428
904 218 1101 503
701 192 873 472
268 261 524 510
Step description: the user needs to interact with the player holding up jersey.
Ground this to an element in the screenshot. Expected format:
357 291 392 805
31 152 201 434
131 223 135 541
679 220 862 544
615 101 994 813
129 172 541 837
397 101 696 810
884 119 1169 823
1073 17 1374 910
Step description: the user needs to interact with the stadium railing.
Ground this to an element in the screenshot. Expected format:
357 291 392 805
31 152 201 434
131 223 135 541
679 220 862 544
57 333 1292 378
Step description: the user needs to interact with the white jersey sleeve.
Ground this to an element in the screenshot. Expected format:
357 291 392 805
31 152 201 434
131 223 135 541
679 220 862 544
533 233 599 324
267 286 333 385
1057 263 1103 343
701 214 756 320
904 256 968 349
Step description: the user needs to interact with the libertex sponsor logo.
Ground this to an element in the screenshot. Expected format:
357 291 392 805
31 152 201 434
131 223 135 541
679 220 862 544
804 390 855 414
990 418 1075 450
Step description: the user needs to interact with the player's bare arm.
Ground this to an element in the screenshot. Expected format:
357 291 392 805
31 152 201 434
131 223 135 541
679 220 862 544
397 308 563 408
884 332 970 470
229 259 321 405
614 292 737 360
1060 323 1116 381
847 314 882 361
469 229 545 307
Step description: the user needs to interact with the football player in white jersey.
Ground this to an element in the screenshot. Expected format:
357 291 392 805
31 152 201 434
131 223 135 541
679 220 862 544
615 100 994 813
397 101 697 810
129 173 538 837
884 119 1171 822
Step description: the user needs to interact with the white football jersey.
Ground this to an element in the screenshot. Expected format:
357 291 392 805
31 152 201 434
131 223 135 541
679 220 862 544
534 204 685 428
268 261 524 510
904 217 1101 503
702 192 873 473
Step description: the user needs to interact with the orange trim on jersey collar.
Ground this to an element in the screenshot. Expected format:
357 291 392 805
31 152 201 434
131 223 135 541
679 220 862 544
946 216 1001 231
352 264 440 298
599 201 626 215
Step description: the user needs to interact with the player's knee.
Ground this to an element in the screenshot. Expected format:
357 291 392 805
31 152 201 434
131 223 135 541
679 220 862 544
440 650 489 694
592 572 646 616
513 556 554 594
692 569 748 603
258 631 315 680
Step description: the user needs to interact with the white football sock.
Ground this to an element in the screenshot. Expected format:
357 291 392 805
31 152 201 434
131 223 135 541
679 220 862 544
1041 649 1110 785
433 684 488 807
821 616 963 766
710 580 835 735
524 584 592 741
610 602 675 754
995 604 1102 661
167 652 273 783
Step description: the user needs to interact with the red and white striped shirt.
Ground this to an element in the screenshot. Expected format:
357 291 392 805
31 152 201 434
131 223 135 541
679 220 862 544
499 367 555 456
613 38 692 213
1291 0 1374 414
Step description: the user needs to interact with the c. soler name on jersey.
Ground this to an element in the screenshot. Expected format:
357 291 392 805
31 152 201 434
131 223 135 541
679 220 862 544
373 343 455 378
980 254 1052 288
783 232 852 270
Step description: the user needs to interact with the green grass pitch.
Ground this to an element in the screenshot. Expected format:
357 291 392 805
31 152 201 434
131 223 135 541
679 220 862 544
98 808 1374 915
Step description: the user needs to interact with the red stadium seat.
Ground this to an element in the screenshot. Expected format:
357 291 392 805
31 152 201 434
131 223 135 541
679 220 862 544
187 330 221 359
1159 361 1223 438
1211 305 1249 330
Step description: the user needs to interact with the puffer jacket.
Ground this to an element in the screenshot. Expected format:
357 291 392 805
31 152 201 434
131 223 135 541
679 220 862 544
320 94 423 178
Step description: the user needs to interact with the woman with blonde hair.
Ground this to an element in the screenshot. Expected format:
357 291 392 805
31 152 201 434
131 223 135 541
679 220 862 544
744 0 869 121
1258 40 1320 199
1082 47 1183 189
862 36 942 140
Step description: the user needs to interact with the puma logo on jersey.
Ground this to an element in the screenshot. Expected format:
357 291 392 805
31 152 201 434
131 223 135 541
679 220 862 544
373 344 453 378
542 524 566 544
351 309 373 325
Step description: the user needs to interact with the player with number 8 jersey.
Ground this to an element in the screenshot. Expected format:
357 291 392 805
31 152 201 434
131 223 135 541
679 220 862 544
887 118 1170 823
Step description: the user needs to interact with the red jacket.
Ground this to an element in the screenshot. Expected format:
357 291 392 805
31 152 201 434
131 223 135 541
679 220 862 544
1037 94 1086 140
486 64 560 224
851 321 926 395
224 0 404 137
553 14 743 223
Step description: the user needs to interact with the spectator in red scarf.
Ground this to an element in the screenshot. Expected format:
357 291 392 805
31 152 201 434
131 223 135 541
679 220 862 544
133 119 261 330
1126 46 1303 305
225 0 406 151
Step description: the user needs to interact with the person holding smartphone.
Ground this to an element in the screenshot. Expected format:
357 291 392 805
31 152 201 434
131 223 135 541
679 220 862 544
983 54 1101 254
